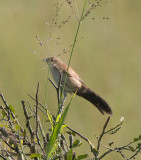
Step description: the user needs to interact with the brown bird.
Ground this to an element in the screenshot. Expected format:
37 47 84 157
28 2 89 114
43 56 112 115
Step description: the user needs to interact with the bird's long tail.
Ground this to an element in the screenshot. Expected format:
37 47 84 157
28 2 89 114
77 85 112 115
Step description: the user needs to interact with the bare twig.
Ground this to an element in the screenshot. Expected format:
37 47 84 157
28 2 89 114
2 137 19 153
28 94 45 110
97 116 110 152
28 94 48 116
67 126 95 156
35 83 45 157
18 130 28 160
129 148 141 160
0 154 7 160
21 101 37 158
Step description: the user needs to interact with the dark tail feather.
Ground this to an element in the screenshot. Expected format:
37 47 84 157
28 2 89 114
77 85 112 115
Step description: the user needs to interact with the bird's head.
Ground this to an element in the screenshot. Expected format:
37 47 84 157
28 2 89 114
43 56 63 67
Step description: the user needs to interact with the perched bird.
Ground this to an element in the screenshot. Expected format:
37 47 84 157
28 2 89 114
43 56 112 115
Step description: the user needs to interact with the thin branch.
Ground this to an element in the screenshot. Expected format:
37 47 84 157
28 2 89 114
48 77 57 89
129 148 141 160
67 126 95 155
28 94 48 116
18 130 28 160
0 154 7 160
97 116 110 151
105 122 122 134
21 101 37 158
28 94 45 110
2 137 19 153
35 83 45 157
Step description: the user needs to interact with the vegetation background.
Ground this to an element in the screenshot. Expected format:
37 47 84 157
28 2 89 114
0 0 141 159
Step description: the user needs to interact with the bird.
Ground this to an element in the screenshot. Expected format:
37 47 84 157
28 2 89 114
43 56 112 115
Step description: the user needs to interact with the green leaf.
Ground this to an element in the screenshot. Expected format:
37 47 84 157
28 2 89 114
72 139 82 148
67 131 76 136
61 124 68 133
137 143 141 149
56 113 61 123
92 148 98 155
0 123 3 127
128 146 134 152
134 138 139 142
139 135 141 139
2 110 6 118
9 105 15 113
15 124 20 130
67 149 73 160
78 154 88 159
30 153 41 158
47 110 54 129
108 141 114 147
45 93 76 159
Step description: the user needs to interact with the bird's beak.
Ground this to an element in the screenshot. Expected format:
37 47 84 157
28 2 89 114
42 58 47 62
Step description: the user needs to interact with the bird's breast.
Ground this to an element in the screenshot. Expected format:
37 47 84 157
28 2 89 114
49 66 61 86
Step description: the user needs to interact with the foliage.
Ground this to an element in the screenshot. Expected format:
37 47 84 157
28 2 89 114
0 89 141 160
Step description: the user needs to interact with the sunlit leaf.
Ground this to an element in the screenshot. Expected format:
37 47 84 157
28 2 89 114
0 123 3 127
15 124 20 130
30 153 41 158
67 149 73 160
61 124 68 133
45 93 76 159
9 105 15 113
47 110 54 131
20 139 23 145
78 154 88 159
56 113 61 123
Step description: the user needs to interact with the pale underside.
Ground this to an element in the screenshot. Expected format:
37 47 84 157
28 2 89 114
48 63 84 93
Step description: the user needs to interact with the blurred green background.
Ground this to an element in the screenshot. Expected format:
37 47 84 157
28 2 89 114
0 0 141 159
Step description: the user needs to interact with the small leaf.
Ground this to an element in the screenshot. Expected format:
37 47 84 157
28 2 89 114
23 129 26 136
137 143 141 149
61 124 68 133
0 123 3 127
15 124 20 130
2 110 6 118
30 153 41 158
78 154 88 159
73 139 82 148
108 141 114 146
67 149 73 160
56 113 61 123
47 110 54 130
20 139 23 145
139 135 141 139
9 105 15 113
128 146 135 151
67 131 76 136
134 138 139 142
